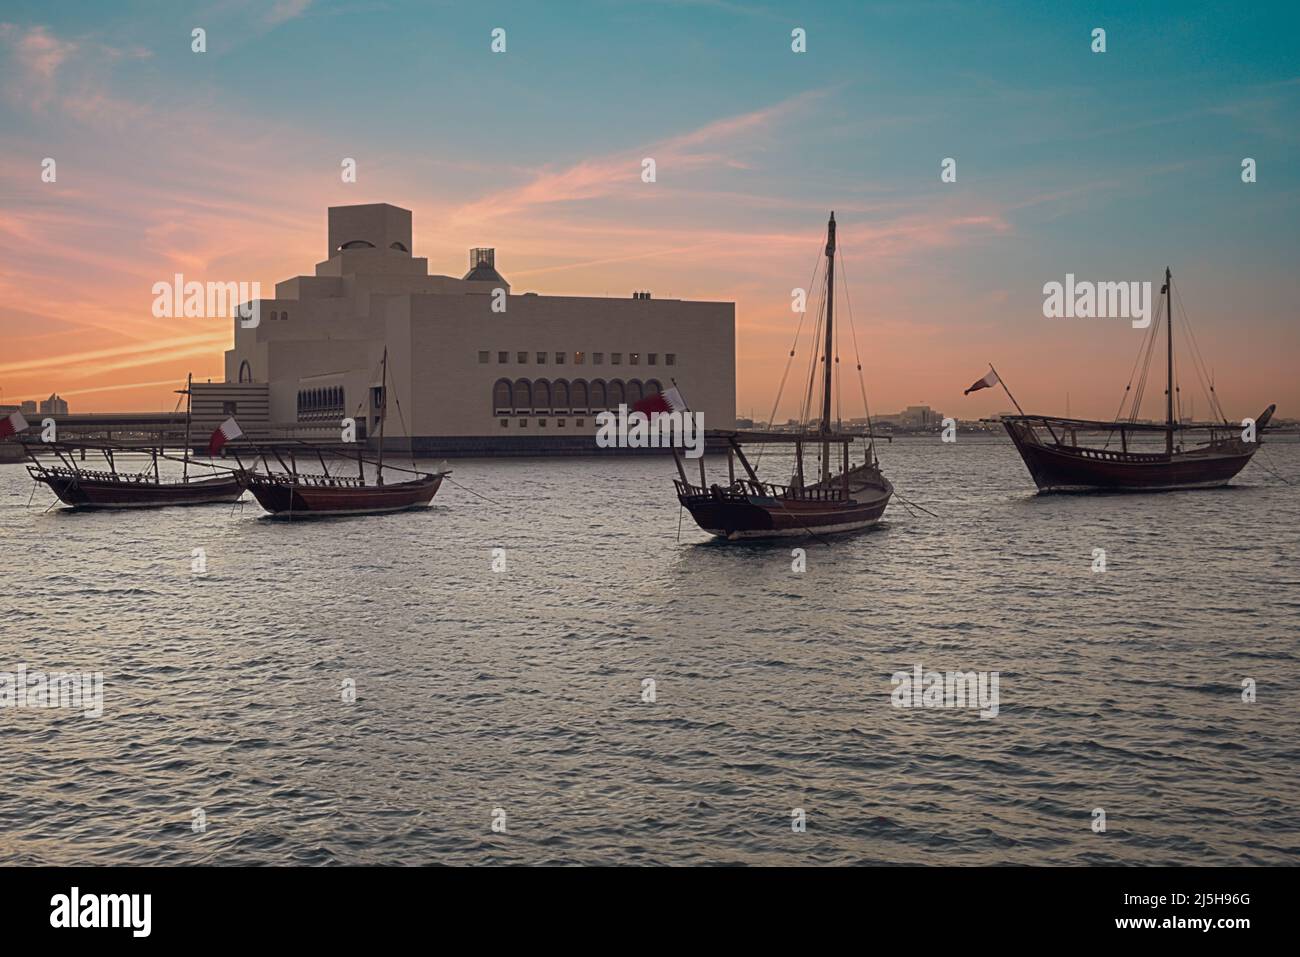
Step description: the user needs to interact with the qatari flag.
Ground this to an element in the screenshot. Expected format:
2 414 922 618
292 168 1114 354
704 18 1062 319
208 417 243 456
0 410 29 439
632 386 687 416
964 370 1000 395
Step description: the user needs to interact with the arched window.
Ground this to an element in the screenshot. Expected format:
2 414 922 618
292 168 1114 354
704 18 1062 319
339 240 375 250
493 379 512 413
238 360 253 383
390 242 408 252
553 379 569 410
590 379 606 410
513 378 532 411
533 379 551 412
627 379 644 405
645 379 663 396
571 379 589 410
270 310 279 321
608 379 626 408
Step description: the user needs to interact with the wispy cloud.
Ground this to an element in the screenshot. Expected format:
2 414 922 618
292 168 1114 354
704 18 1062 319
445 90 825 226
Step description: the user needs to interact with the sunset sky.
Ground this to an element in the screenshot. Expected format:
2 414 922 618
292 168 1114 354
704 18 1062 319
1 0 1296 421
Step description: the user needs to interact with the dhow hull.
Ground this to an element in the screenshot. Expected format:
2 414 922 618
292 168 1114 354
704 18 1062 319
1004 424 1257 493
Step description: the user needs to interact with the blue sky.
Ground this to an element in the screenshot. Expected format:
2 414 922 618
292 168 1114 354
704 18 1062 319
1 0 1296 416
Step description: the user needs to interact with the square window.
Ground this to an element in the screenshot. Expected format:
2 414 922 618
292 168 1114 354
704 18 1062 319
538 418 546 427
536 352 546 364
593 352 604 365
612 353 622 365
500 418 509 428
222 401 237 415
666 353 676 366
557 418 565 427
648 353 658 365
517 352 528 363
498 351 508 363
630 352 639 365
478 351 489 363
519 418 528 427
555 352 565 364
574 351 586 365
576 418 584 427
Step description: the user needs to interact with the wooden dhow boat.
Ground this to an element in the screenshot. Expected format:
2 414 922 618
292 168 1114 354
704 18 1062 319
674 212 893 540
972 268 1275 493
23 375 244 509
235 349 449 518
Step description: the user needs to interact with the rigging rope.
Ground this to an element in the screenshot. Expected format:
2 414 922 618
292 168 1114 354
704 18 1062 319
1173 281 1228 422
757 246 822 470
836 242 877 463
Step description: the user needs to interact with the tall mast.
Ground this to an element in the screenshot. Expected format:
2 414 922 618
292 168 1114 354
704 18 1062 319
182 372 192 481
1165 266 1174 455
821 212 836 482
376 347 388 485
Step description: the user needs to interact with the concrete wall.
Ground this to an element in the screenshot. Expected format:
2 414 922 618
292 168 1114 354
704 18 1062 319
408 292 734 438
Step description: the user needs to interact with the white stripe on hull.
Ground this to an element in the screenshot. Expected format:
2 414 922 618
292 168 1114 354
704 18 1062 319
1038 477 1234 493
268 502 434 519
68 497 243 509
704 516 885 540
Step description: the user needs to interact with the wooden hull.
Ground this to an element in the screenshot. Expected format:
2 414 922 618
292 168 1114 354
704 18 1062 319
245 473 444 518
33 473 244 509
1004 422 1258 492
679 483 891 540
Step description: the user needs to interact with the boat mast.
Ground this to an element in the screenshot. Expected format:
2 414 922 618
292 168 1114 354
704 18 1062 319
1165 266 1174 455
821 211 836 482
182 372 192 481
376 347 388 485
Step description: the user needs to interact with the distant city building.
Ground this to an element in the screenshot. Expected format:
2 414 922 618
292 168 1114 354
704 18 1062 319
21 400 36 414
39 393 69 415
872 405 944 430
901 405 943 428
225 204 736 453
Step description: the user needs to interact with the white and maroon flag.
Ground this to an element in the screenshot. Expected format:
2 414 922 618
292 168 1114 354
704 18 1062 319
632 385 688 417
963 369 1000 396
207 417 243 456
0 410 29 439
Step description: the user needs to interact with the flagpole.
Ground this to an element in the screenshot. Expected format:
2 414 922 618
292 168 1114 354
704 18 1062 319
669 377 690 412
988 363 1026 416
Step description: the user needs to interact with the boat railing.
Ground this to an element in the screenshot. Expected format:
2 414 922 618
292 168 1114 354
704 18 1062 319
1055 445 1169 463
674 479 847 502
249 471 366 488
29 465 150 483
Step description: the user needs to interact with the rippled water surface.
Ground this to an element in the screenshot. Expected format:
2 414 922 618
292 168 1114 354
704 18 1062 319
2 437 1298 865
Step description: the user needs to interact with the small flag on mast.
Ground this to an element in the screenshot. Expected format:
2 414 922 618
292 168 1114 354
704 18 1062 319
632 385 688 417
963 370 1000 396
0 410 29 438
208 417 243 456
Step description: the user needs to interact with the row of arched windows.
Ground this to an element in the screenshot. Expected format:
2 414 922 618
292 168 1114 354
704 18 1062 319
493 378 662 414
298 386 345 421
